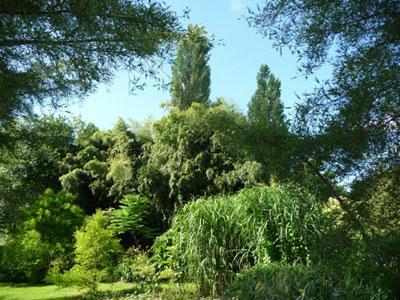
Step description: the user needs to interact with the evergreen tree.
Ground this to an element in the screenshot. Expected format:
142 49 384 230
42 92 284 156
171 25 212 110
248 65 286 129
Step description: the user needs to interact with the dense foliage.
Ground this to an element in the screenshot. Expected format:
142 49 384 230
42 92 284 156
248 2 400 297
0 117 75 231
0 0 181 129
0 230 52 283
0 2 398 298
60 119 143 214
25 189 84 246
0 189 84 283
46 210 123 291
249 0 400 184
110 194 154 247
227 263 388 300
74 211 122 277
157 185 326 296
138 102 263 221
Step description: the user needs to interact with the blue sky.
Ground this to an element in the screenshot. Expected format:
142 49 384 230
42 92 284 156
44 0 331 129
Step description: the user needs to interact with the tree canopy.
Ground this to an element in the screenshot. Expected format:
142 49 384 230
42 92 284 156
138 102 262 220
0 0 181 128
0 116 75 231
60 119 142 214
248 3 400 287
248 0 400 180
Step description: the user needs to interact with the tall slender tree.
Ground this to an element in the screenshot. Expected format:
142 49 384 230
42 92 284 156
248 65 286 129
170 25 212 110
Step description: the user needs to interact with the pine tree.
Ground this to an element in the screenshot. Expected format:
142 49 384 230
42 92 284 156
248 65 286 129
171 25 212 110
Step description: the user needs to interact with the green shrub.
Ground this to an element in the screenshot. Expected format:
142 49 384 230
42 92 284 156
158 267 175 282
114 255 137 282
227 263 389 300
227 263 310 299
371 232 400 297
319 231 400 299
0 230 52 283
47 210 122 293
315 197 400 298
114 248 156 284
0 189 84 283
156 283 198 300
74 210 123 280
24 188 84 247
129 253 156 283
151 229 182 282
163 184 325 296
110 194 154 242
114 256 134 282
46 264 92 287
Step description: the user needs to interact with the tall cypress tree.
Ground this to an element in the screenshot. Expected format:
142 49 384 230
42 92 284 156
171 25 212 110
248 65 286 129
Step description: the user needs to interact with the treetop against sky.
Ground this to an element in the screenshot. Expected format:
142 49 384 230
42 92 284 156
38 0 331 129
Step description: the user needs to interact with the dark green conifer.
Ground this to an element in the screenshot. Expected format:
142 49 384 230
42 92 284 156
171 25 212 110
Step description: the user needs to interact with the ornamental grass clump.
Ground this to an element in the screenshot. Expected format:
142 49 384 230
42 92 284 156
163 184 326 296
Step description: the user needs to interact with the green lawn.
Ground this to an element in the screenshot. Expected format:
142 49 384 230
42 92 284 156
0 282 137 300
0 282 198 300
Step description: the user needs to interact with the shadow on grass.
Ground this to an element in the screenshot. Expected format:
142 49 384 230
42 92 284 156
47 286 147 300
89 287 147 299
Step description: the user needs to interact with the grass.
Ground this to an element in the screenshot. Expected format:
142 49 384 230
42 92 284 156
0 282 137 300
0 282 198 300
166 185 324 297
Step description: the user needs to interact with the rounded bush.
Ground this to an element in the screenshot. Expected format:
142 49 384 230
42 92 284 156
0 230 52 283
